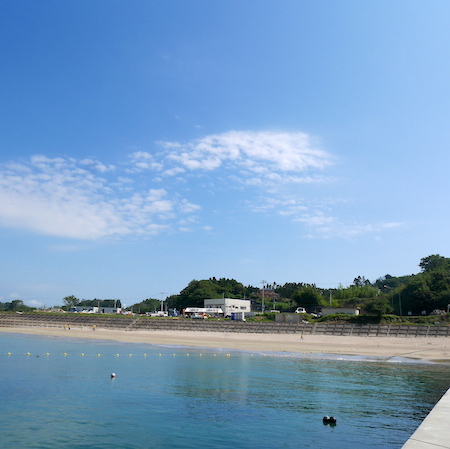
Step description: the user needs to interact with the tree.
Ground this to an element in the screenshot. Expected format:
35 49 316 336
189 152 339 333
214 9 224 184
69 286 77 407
364 298 393 316
419 254 450 273
353 276 371 287
275 282 306 300
292 286 323 308
63 295 80 310
5 300 32 312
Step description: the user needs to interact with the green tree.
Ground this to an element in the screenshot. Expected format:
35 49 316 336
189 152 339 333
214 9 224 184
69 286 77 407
63 295 80 310
292 286 323 308
129 298 160 314
167 280 221 310
353 276 371 287
419 254 450 273
6 299 32 312
364 297 393 316
275 282 306 300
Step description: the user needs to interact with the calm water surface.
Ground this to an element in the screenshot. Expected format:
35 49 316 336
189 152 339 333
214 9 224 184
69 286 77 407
0 332 449 448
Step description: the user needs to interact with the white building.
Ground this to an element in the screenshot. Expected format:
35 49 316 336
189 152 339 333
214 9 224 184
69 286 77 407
203 298 251 317
70 306 122 314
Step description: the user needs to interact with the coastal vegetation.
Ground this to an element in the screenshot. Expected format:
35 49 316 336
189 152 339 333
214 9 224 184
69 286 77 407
4 254 450 321
157 254 450 318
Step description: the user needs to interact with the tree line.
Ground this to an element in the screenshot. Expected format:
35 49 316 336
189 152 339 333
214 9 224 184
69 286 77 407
5 254 449 317
125 255 450 316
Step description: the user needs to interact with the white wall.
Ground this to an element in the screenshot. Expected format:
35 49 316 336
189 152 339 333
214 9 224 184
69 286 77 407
204 298 251 316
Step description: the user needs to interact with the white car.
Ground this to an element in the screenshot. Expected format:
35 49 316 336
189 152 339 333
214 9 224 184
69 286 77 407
295 307 307 314
191 313 207 319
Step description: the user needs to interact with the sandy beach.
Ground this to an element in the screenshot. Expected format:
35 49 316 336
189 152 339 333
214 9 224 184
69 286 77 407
2 325 450 363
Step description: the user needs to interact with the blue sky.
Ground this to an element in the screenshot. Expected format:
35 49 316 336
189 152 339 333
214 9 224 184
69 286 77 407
1 0 450 308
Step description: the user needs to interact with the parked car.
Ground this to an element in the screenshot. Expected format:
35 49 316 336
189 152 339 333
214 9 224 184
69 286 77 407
295 307 307 314
191 313 207 319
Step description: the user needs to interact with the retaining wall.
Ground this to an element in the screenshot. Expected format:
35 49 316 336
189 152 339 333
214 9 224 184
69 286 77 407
1 313 449 337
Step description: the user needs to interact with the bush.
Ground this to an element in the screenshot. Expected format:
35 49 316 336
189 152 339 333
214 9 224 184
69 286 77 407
318 313 352 323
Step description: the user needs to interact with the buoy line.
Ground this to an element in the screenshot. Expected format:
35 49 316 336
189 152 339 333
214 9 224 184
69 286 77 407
2 352 259 358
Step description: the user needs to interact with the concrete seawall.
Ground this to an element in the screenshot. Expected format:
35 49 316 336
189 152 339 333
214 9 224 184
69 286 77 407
1 312 450 337
402 388 450 448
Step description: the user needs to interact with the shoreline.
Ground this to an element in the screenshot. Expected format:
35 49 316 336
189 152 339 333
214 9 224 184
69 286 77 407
2 326 450 363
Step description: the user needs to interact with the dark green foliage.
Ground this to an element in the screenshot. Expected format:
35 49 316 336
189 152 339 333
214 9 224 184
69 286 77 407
275 283 308 300
166 278 249 310
419 254 450 273
318 313 353 322
63 295 79 310
0 299 34 312
128 298 160 313
292 286 323 308
353 276 371 287
364 297 393 316
128 253 450 318
78 299 122 308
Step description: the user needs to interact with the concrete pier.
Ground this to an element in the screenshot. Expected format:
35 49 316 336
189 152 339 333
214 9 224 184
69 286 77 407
403 388 450 448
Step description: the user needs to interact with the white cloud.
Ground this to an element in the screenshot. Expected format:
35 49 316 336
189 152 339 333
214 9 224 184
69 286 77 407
159 130 334 185
0 155 200 240
1 130 382 241
80 158 115 173
126 151 163 173
249 193 403 239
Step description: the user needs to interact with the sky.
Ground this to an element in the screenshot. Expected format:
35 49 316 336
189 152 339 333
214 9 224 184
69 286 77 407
1 0 450 308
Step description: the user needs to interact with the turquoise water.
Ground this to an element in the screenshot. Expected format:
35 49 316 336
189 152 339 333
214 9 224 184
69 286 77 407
0 333 449 448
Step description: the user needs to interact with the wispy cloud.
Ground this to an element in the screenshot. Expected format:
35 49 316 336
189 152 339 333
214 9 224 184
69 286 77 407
158 130 335 185
249 193 403 239
0 156 199 239
0 130 397 240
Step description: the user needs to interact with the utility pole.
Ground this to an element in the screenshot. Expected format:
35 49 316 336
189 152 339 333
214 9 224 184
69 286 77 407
261 280 267 313
160 292 165 312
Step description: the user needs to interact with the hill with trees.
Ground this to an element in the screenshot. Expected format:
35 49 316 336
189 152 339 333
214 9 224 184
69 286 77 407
159 255 450 316
9 254 450 317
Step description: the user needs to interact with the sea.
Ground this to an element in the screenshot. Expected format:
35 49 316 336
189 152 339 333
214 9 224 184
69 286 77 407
0 332 449 449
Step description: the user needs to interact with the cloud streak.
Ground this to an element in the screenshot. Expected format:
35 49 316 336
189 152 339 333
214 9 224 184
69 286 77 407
158 130 335 185
0 156 199 239
0 130 394 240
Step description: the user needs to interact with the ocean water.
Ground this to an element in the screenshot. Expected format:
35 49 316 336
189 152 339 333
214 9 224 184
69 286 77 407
0 333 449 449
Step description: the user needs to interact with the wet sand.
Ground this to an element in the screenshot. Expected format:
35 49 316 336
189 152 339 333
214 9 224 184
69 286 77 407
2 326 450 362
